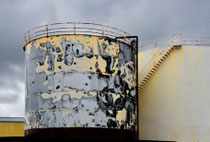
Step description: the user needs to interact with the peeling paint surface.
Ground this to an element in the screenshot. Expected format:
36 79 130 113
25 35 137 131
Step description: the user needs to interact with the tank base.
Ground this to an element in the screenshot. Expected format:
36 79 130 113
25 128 137 140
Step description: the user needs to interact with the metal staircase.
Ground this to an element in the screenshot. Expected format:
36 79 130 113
138 34 185 94
138 34 210 94
138 46 175 93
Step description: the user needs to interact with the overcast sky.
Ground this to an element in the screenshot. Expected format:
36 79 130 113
0 0 210 117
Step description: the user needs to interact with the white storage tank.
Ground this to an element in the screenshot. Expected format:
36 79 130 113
138 35 210 142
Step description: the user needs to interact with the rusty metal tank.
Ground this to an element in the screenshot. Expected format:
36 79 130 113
24 22 138 140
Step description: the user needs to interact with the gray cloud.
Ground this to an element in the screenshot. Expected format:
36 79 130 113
0 0 210 117
0 94 19 104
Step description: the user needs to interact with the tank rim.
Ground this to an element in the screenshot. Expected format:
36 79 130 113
24 22 132 47
23 34 132 52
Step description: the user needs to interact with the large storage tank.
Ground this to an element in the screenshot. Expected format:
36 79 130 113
24 22 138 140
138 35 210 142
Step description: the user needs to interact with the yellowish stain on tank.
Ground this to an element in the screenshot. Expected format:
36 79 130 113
169 49 176 117
193 47 202 63
41 89 97 103
61 56 107 74
30 35 120 76
62 109 71 118
113 58 119 75
26 38 48 54
27 35 120 55
178 47 186 139
138 52 141 74
116 108 126 125
28 35 119 53
189 47 196 141
48 86 52 90
43 80 48 86
97 38 120 56
26 44 32 54
35 54 113 75
109 93 120 102
120 61 136 87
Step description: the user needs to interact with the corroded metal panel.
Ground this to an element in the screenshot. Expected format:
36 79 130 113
25 35 137 132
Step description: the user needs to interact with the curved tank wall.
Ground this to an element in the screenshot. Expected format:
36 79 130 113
138 45 210 142
25 34 137 138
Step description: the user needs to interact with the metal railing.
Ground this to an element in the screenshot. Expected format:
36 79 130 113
140 34 210 51
24 22 132 46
